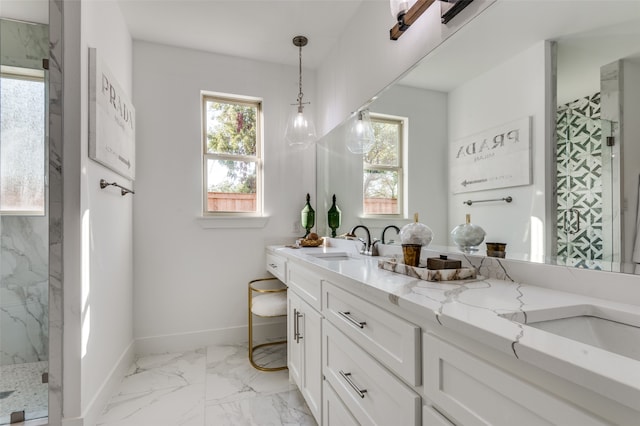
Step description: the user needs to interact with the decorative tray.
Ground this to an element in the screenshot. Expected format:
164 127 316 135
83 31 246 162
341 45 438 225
377 257 477 282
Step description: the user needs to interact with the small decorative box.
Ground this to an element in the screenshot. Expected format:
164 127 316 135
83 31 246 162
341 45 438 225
426 255 462 270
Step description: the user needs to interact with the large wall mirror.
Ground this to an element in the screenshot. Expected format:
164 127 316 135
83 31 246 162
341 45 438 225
317 0 640 275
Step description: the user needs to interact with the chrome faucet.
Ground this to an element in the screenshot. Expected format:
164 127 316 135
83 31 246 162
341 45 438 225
381 225 400 244
348 225 374 255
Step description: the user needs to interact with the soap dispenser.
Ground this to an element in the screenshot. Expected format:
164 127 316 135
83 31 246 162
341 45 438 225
451 214 486 253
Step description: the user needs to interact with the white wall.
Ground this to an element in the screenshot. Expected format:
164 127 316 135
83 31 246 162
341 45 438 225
132 41 315 350
447 41 549 258
62 1 134 424
624 60 640 262
315 0 494 136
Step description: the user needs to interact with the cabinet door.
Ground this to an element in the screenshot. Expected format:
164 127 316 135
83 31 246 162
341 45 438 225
288 290 323 424
288 291 303 388
302 303 322 422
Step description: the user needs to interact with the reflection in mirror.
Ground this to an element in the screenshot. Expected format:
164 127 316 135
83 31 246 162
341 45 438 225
316 1 640 275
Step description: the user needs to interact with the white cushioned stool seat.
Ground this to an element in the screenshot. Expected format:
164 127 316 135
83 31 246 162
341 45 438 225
251 292 287 317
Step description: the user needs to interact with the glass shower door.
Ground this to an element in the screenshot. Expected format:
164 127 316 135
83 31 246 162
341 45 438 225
556 93 609 268
0 18 49 425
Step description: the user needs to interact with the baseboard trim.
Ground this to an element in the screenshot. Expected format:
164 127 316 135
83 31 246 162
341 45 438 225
135 320 286 356
61 340 135 426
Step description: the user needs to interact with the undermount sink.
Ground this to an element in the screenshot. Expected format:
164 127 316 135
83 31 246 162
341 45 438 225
501 305 640 362
307 251 353 261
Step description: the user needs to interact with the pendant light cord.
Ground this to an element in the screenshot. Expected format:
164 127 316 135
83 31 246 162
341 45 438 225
297 42 304 111
292 35 309 113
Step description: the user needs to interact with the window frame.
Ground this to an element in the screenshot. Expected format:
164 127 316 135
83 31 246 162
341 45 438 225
201 92 264 217
0 65 47 216
362 113 406 218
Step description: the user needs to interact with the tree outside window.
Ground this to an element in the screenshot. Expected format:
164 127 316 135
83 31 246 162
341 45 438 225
203 94 262 214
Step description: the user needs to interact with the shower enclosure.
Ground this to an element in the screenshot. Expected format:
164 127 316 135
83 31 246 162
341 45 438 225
555 92 616 268
0 18 49 424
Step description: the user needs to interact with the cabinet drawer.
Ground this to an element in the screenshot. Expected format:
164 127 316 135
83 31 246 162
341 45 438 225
423 405 454 426
288 262 322 310
323 381 359 426
324 321 421 426
266 253 286 282
424 333 606 426
324 281 421 385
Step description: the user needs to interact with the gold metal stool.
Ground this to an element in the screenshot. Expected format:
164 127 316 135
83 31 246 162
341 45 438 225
248 277 288 371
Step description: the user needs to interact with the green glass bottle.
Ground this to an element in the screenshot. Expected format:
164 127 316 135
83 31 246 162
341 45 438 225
327 194 341 237
301 193 315 238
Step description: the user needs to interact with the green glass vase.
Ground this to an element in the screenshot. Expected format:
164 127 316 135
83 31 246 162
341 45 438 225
327 194 341 237
301 193 315 238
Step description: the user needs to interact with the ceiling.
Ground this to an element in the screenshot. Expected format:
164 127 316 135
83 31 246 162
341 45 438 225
399 0 640 94
117 0 368 69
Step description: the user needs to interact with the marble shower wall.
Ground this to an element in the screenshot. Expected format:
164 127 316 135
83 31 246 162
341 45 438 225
0 18 50 366
1 216 49 365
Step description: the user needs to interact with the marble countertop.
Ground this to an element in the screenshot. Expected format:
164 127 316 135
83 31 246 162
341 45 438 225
268 241 640 411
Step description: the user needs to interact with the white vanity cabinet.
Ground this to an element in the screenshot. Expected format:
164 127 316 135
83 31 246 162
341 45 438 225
286 262 323 424
424 333 608 426
322 281 422 426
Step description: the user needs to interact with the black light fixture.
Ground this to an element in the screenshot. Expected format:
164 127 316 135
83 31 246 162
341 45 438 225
390 0 437 40
390 0 474 40
285 35 317 149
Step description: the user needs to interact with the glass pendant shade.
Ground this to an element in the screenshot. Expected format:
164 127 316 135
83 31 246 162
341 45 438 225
390 0 417 19
346 110 375 154
285 107 316 149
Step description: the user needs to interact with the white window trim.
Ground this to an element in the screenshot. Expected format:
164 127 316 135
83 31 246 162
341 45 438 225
362 113 408 219
200 92 265 220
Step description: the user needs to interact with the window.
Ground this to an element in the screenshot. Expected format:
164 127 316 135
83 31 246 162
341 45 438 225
202 94 262 214
363 114 405 215
0 66 46 215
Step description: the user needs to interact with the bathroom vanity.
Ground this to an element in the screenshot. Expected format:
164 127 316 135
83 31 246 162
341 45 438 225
267 242 640 425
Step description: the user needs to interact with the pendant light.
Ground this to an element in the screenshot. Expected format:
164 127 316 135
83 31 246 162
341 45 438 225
346 109 375 154
285 35 317 149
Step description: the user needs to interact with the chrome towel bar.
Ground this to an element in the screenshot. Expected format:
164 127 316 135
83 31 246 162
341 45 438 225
99 179 135 196
463 196 512 206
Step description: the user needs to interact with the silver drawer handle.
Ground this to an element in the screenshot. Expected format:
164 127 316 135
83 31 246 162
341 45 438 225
295 310 304 343
339 370 367 398
269 263 278 269
338 311 366 329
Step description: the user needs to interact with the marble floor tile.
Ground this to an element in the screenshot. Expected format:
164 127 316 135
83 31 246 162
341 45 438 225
119 349 206 395
97 343 316 426
205 343 292 405
205 389 315 426
97 382 205 426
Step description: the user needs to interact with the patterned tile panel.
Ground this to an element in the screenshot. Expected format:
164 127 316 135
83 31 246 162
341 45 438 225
556 92 604 261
